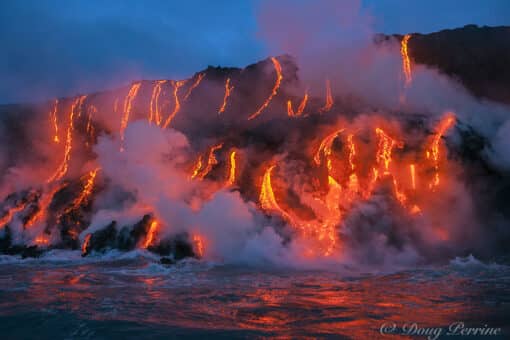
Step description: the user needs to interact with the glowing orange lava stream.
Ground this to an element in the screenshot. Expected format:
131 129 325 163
47 95 87 183
184 73 205 101
248 57 283 120
190 143 224 180
375 128 403 174
260 165 291 221
162 80 187 128
71 168 100 209
143 220 159 248
149 80 166 126
287 92 308 117
426 113 456 189
25 183 68 228
199 144 224 180
192 234 204 258
227 150 237 186
313 129 345 167
190 156 204 180
50 99 60 143
0 203 29 228
120 82 141 148
320 79 334 112
410 163 416 190
259 164 341 256
401 34 413 88
81 234 91 255
218 78 234 114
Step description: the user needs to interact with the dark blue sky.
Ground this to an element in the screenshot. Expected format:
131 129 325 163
1 0 509 104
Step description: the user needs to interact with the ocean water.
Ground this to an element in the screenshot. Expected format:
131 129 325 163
0 252 509 339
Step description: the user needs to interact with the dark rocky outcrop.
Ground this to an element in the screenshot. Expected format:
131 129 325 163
380 25 510 104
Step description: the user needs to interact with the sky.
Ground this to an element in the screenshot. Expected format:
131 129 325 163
1 0 509 104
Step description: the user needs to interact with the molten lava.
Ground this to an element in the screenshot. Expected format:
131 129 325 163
47 95 87 183
227 150 237 186
60 168 100 218
248 57 283 120
313 129 345 167
120 82 142 148
25 183 68 228
320 79 334 112
143 220 159 248
426 113 456 189
287 92 308 117
401 34 413 88
81 234 91 255
375 128 403 174
191 144 224 180
34 235 50 247
410 164 417 190
50 99 60 143
149 80 166 126
192 234 204 258
0 202 29 228
190 156 204 180
184 73 205 101
259 165 291 221
218 78 234 114
163 80 187 129
259 165 342 256
200 144 224 180
346 134 359 193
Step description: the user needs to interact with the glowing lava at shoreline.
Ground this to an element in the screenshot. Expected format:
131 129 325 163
144 220 159 248
248 57 283 120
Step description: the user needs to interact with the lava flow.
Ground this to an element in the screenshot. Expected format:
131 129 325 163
247 57 283 120
149 80 166 126
375 127 403 174
226 150 237 186
401 34 413 88
192 234 204 258
190 143 224 180
25 183 68 228
163 80 187 128
143 220 159 248
218 78 234 114
120 82 142 148
426 113 456 189
184 73 205 101
320 79 334 112
49 99 60 143
47 95 87 183
313 128 345 168
287 91 308 117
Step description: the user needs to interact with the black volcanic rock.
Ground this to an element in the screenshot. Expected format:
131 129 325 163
117 214 153 251
150 233 196 259
82 221 118 256
383 25 510 104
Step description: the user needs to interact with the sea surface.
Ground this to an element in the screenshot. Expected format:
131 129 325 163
0 251 509 339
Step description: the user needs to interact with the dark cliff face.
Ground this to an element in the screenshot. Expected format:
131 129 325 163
383 25 510 105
